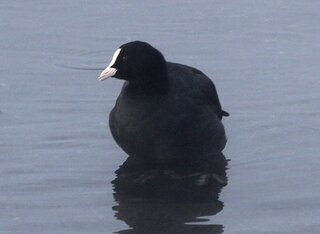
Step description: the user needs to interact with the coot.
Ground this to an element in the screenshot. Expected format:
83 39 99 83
99 41 229 164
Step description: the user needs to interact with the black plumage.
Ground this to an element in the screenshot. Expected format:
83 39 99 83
99 41 229 164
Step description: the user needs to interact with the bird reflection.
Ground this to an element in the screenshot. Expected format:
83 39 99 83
112 153 229 234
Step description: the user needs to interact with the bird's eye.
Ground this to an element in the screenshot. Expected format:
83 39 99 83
122 56 128 61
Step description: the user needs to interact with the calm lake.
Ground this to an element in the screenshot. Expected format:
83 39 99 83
1 1 320 233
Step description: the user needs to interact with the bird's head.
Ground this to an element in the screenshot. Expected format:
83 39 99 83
99 41 168 89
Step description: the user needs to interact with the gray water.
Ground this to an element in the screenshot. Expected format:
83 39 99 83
1 1 320 233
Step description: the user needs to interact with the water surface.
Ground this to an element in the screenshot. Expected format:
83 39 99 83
1 1 320 233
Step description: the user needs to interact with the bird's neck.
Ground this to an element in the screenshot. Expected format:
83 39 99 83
129 75 169 94
129 65 169 93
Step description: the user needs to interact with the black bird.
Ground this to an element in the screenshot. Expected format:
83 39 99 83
99 41 229 165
